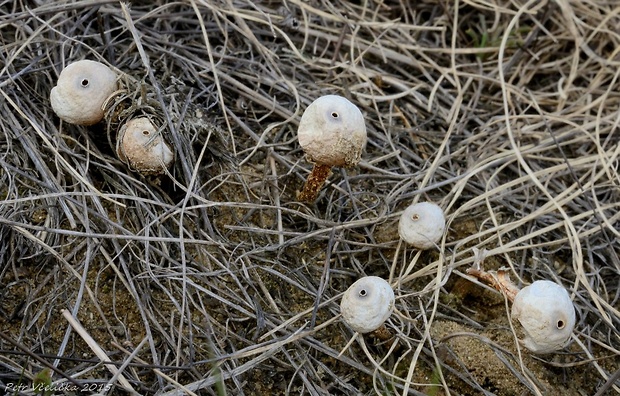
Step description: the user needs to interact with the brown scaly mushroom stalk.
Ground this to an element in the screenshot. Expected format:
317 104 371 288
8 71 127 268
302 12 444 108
296 95 367 202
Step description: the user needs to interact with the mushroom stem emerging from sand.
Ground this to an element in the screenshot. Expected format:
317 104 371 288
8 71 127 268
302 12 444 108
466 249 576 353
296 95 367 202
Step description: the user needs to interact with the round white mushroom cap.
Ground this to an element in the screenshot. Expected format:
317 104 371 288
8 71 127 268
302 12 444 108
511 280 576 354
297 95 367 167
116 117 174 175
50 60 118 125
340 276 394 333
398 202 446 249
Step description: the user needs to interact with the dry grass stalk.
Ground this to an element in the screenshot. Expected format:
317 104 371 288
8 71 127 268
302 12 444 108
0 0 618 395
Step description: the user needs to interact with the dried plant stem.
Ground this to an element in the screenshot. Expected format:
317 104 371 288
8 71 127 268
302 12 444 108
1 0 618 394
61 309 137 394
466 267 520 303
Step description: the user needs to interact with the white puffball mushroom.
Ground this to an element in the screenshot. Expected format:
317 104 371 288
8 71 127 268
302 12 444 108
511 280 576 354
50 60 118 125
298 95 367 167
340 276 395 334
116 117 174 176
398 202 446 249
296 95 367 202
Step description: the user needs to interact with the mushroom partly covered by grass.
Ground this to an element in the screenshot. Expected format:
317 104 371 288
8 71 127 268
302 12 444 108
466 250 576 353
116 117 174 176
296 95 367 202
50 59 176 178
50 60 118 125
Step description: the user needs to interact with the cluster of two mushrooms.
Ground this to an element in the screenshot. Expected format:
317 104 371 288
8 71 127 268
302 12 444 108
50 59 173 176
397 200 576 353
295 94 447 244
379 202 576 354
338 201 448 335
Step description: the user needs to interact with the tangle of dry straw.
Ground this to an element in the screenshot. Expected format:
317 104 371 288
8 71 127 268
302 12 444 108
0 0 618 395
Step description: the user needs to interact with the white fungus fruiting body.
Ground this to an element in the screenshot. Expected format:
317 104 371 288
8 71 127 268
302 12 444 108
116 117 174 175
511 280 576 354
297 95 367 167
398 202 446 249
340 276 395 333
50 60 118 125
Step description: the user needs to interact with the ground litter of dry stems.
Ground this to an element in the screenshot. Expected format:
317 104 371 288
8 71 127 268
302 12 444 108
0 0 619 395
